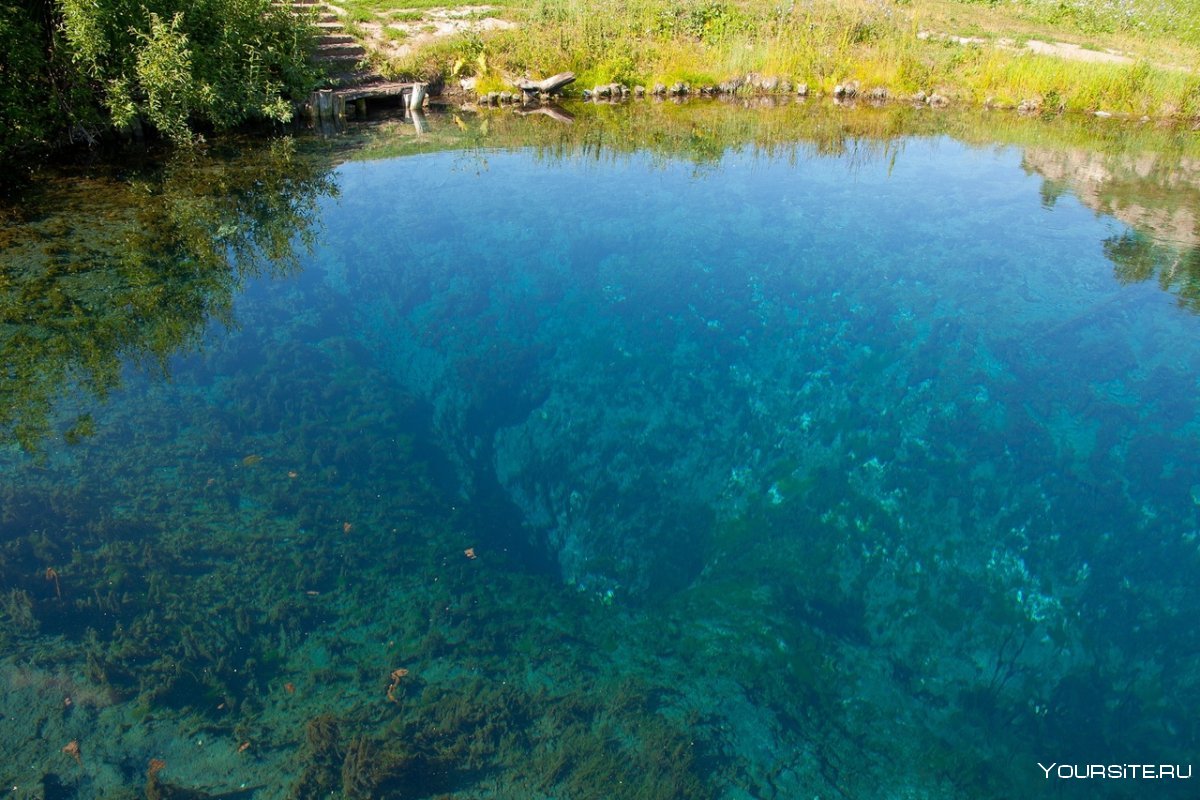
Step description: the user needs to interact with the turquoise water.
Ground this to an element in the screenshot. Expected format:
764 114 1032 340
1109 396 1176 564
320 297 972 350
2 105 1200 798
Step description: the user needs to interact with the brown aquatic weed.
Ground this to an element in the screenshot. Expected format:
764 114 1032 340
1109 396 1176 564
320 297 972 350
386 668 409 702
45 567 61 599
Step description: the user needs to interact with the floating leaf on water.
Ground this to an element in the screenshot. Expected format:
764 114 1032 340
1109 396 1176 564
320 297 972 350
242 454 263 466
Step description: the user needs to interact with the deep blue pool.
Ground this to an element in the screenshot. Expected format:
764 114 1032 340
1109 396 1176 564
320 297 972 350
2 103 1198 798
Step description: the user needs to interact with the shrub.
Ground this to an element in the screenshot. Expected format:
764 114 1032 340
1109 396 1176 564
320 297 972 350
0 0 317 159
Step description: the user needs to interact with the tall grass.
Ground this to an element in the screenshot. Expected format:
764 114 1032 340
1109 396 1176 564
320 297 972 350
383 0 1200 119
991 0 1200 47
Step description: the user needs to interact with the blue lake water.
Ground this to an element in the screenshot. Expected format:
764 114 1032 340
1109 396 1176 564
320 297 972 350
2 104 1199 798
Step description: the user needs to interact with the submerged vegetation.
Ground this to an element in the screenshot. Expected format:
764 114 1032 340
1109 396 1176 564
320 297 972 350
4 101 1200 797
0 138 336 452
4 102 1200 457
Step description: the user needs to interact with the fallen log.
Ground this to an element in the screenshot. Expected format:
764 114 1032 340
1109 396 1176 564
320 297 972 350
513 72 576 95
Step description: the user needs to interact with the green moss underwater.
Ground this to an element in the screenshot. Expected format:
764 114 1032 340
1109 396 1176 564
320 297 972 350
2 102 1200 798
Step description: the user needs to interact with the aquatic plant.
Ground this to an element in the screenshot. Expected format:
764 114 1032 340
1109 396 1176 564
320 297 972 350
5 104 1200 799
0 139 337 453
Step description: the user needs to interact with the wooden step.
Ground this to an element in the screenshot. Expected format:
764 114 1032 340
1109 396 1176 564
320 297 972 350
317 34 357 45
315 42 366 58
313 54 368 69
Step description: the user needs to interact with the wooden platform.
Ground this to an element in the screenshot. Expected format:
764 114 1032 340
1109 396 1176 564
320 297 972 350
305 81 427 121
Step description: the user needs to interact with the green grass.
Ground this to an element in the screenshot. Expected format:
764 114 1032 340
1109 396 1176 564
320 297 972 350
339 0 516 14
358 0 1200 119
1010 0 1200 44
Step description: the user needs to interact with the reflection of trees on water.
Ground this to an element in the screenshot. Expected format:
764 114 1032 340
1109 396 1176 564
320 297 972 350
1106 230 1200 311
349 99 916 172
6 110 1200 455
0 140 337 451
380 105 1199 301
1022 146 1200 310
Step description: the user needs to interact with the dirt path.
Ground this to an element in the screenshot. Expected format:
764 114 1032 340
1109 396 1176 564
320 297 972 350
327 3 515 61
920 29 1194 73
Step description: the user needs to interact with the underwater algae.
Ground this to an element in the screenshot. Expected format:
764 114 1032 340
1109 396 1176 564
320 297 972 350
0 140 335 454
2 102 1200 798
325 103 1200 797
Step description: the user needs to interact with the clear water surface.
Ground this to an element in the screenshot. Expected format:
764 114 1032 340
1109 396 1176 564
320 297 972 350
2 102 1199 799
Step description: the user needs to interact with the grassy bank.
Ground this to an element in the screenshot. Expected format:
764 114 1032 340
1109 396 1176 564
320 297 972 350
362 0 1200 119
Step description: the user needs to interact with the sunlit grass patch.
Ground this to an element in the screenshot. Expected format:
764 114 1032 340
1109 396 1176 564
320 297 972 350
967 50 1199 115
363 0 1198 119
339 0 517 13
925 0 1200 45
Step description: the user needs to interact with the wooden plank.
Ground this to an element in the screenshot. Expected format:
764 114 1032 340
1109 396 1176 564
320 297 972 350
334 82 417 102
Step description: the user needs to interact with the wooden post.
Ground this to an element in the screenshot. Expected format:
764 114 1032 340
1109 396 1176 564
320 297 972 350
315 89 333 120
334 94 346 120
409 82 427 110
356 98 367 117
